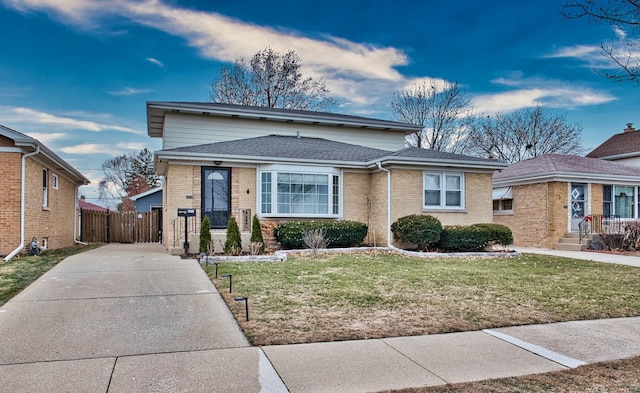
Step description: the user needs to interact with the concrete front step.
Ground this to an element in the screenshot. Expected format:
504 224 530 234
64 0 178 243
553 242 587 251
558 237 581 244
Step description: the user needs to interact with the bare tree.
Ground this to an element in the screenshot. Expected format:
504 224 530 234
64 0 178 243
391 80 474 153
466 105 586 163
210 47 336 111
561 0 640 85
98 148 161 206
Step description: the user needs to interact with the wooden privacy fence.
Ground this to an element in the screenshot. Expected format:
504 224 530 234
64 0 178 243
80 209 161 243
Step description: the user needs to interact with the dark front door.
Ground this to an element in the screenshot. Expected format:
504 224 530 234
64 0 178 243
570 183 587 231
202 167 231 228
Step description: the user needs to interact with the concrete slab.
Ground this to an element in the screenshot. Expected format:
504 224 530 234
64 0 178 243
11 267 215 301
109 347 287 393
263 339 445 393
0 357 115 393
494 321 640 363
572 317 640 343
0 293 248 364
384 331 566 384
48 243 191 273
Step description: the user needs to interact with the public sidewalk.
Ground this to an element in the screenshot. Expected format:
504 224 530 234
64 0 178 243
0 244 639 392
513 246 640 267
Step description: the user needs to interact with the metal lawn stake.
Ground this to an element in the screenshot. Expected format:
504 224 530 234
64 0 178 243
221 274 232 293
234 296 249 321
213 262 219 279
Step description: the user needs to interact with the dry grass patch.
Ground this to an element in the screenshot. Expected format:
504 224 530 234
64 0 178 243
386 356 640 393
204 252 640 346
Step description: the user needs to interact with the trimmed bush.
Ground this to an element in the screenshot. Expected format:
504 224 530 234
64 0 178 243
471 223 513 246
390 214 442 250
438 225 491 252
250 215 265 254
224 216 242 255
275 220 368 249
199 216 212 253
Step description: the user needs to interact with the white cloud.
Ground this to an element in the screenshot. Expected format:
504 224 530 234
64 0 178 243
0 106 141 133
108 86 152 96
116 142 146 150
60 143 110 154
146 57 164 67
472 76 616 114
25 132 68 143
544 26 640 70
2 0 408 94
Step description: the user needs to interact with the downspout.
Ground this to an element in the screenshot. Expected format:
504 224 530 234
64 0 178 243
4 146 40 261
74 186 88 245
376 162 395 248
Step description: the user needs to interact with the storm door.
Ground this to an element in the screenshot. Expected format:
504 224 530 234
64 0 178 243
570 183 587 231
202 167 231 229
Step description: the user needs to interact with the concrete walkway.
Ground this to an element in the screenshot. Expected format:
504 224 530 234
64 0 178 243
514 246 640 267
0 244 639 392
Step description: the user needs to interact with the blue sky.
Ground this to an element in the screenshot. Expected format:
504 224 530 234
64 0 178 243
0 0 638 207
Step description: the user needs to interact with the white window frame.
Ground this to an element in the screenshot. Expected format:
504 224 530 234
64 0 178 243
423 171 465 210
258 164 342 218
493 199 513 213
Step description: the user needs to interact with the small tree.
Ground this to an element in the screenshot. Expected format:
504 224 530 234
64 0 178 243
224 216 242 256
199 216 212 254
211 47 336 111
302 228 328 258
250 215 265 255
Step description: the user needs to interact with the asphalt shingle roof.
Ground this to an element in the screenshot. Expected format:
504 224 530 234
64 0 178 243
586 130 640 159
494 154 640 181
389 147 498 163
160 135 392 163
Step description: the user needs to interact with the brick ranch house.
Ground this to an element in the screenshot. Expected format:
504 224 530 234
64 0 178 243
492 154 640 249
1 125 89 261
147 102 507 254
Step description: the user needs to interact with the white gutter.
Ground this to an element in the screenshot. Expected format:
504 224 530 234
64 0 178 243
4 146 40 261
376 162 393 248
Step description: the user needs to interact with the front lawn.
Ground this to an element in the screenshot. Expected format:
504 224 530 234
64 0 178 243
204 252 640 346
0 244 100 306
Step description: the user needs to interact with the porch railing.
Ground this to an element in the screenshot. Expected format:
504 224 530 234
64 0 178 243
578 214 621 244
171 208 252 250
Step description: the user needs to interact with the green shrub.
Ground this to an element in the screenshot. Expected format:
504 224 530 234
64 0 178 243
224 216 242 255
390 214 442 250
199 216 212 253
275 220 368 249
438 225 491 252
250 215 265 254
472 223 513 246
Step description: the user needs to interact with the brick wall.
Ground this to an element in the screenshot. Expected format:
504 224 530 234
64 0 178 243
0 151 22 256
23 158 78 251
493 181 572 248
163 164 196 251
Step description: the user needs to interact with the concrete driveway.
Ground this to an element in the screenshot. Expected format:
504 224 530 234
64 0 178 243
0 244 286 392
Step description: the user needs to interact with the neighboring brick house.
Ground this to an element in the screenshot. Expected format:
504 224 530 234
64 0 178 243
147 102 506 254
586 123 640 166
1 125 89 260
492 154 640 249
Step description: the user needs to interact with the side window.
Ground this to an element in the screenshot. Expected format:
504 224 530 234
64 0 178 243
42 169 48 208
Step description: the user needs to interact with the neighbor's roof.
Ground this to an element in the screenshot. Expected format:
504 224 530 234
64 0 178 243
493 154 640 187
586 129 640 160
146 101 423 138
78 199 107 211
0 124 90 185
154 135 507 174
130 186 163 201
